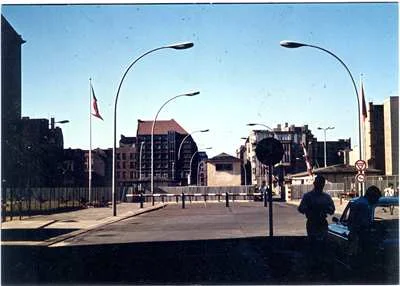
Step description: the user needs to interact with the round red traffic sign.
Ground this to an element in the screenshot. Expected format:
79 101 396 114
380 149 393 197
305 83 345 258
355 173 365 183
355 160 367 171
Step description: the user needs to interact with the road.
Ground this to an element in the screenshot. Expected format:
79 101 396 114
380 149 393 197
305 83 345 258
55 201 307 246
2 202 396 284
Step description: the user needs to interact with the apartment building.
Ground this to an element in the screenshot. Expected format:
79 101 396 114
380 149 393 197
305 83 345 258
136 119 199 190
363 96 399 175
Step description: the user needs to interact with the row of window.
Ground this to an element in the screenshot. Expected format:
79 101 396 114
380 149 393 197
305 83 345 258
116 172 171 179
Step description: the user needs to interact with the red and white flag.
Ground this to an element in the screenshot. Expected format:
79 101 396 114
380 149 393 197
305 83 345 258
360 82 367 122
91 83 103 120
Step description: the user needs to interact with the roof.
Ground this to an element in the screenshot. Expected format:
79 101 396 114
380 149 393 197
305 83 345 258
289 164 383 178
349 196 398 207
136 119 188 136
208 153 241 163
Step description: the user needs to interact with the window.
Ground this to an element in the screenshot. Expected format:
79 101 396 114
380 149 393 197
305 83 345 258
122 162 126 169
215 163 233 171
130 171 134 179
130 162 134 169
130 153 134 160
122 153 126 160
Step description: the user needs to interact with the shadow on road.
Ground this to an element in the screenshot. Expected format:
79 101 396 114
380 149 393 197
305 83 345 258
2 236 397 285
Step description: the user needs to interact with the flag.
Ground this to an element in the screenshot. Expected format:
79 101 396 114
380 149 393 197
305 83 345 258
91 83 103 120
361 82 367 122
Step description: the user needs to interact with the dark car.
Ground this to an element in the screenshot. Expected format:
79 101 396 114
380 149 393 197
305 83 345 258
328 196 399 276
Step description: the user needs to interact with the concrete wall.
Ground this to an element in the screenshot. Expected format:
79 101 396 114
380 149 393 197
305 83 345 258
207 161 241 186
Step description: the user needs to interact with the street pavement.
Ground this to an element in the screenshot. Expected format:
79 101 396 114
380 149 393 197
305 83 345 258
1 198 349 246
1 202 166 246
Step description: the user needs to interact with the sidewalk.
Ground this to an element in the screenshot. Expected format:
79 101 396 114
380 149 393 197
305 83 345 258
1 202 166 246
286 197 349 217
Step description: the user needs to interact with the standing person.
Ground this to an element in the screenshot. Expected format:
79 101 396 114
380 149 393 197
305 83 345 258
298 175 335 274
347 185 382 274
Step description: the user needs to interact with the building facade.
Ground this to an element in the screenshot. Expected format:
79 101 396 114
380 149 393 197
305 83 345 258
383 96 399 175
1 16 25 187
242 123 315 186
207 153 241 186
136 119 199 191
363 96 399 175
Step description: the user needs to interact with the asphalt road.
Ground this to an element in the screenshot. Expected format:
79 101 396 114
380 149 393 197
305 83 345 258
56 201 308 246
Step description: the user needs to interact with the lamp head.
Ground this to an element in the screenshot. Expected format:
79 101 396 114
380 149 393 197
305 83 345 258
280 40 306 48
185 91 200 97
247 123 256 126
168 42 194 50
201 129 210 132
57 120 69 124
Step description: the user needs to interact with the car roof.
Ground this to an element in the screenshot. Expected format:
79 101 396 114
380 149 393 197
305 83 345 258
350 196 398 206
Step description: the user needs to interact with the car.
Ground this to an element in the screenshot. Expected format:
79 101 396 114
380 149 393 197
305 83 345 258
327 196 399 276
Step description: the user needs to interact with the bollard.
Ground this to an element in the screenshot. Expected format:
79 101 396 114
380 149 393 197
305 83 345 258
204 194 207 203
225 192 229 207
162 195 165 203
152 195 155 206
140 193 144 208
182 192 185 209
176 195 179 204
218 193 221 202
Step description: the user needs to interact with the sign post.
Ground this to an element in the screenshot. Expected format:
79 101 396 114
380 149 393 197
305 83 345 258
355 160 367 195
255 138 284 237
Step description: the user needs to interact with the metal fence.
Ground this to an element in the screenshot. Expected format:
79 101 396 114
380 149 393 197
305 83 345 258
1 187 120 221
290 183 345 200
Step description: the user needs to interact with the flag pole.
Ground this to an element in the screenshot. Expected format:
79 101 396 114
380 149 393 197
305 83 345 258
89 78 93 206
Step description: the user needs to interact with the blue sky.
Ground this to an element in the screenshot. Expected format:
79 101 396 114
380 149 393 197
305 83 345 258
2 3 398 157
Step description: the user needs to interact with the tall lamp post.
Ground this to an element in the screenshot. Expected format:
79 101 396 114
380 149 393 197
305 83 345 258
189 147 212 185
177 129 210 160
151 91 200 195
112 42 194 216
318 126 335 167
279 40 362 165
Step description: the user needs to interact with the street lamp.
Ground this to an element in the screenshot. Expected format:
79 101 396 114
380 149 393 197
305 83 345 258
189 147 212 185
247 123 274 138
50 118 69 129
317 126 335 167
151 91 200 195
279 40 362 165
112 42 194 216
177 129 210 160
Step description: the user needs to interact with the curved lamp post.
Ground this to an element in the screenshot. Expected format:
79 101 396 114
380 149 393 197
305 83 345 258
177 129 210 161
112 42 194 216
189 147 212 185
247 123 274 137
318 126 335 167
279 40 362 164
151 91 200 195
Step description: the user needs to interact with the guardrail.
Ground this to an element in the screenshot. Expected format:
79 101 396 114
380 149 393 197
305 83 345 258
126 192 276 208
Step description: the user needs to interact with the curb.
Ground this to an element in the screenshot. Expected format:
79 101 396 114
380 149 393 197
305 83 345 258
35 203 167 247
